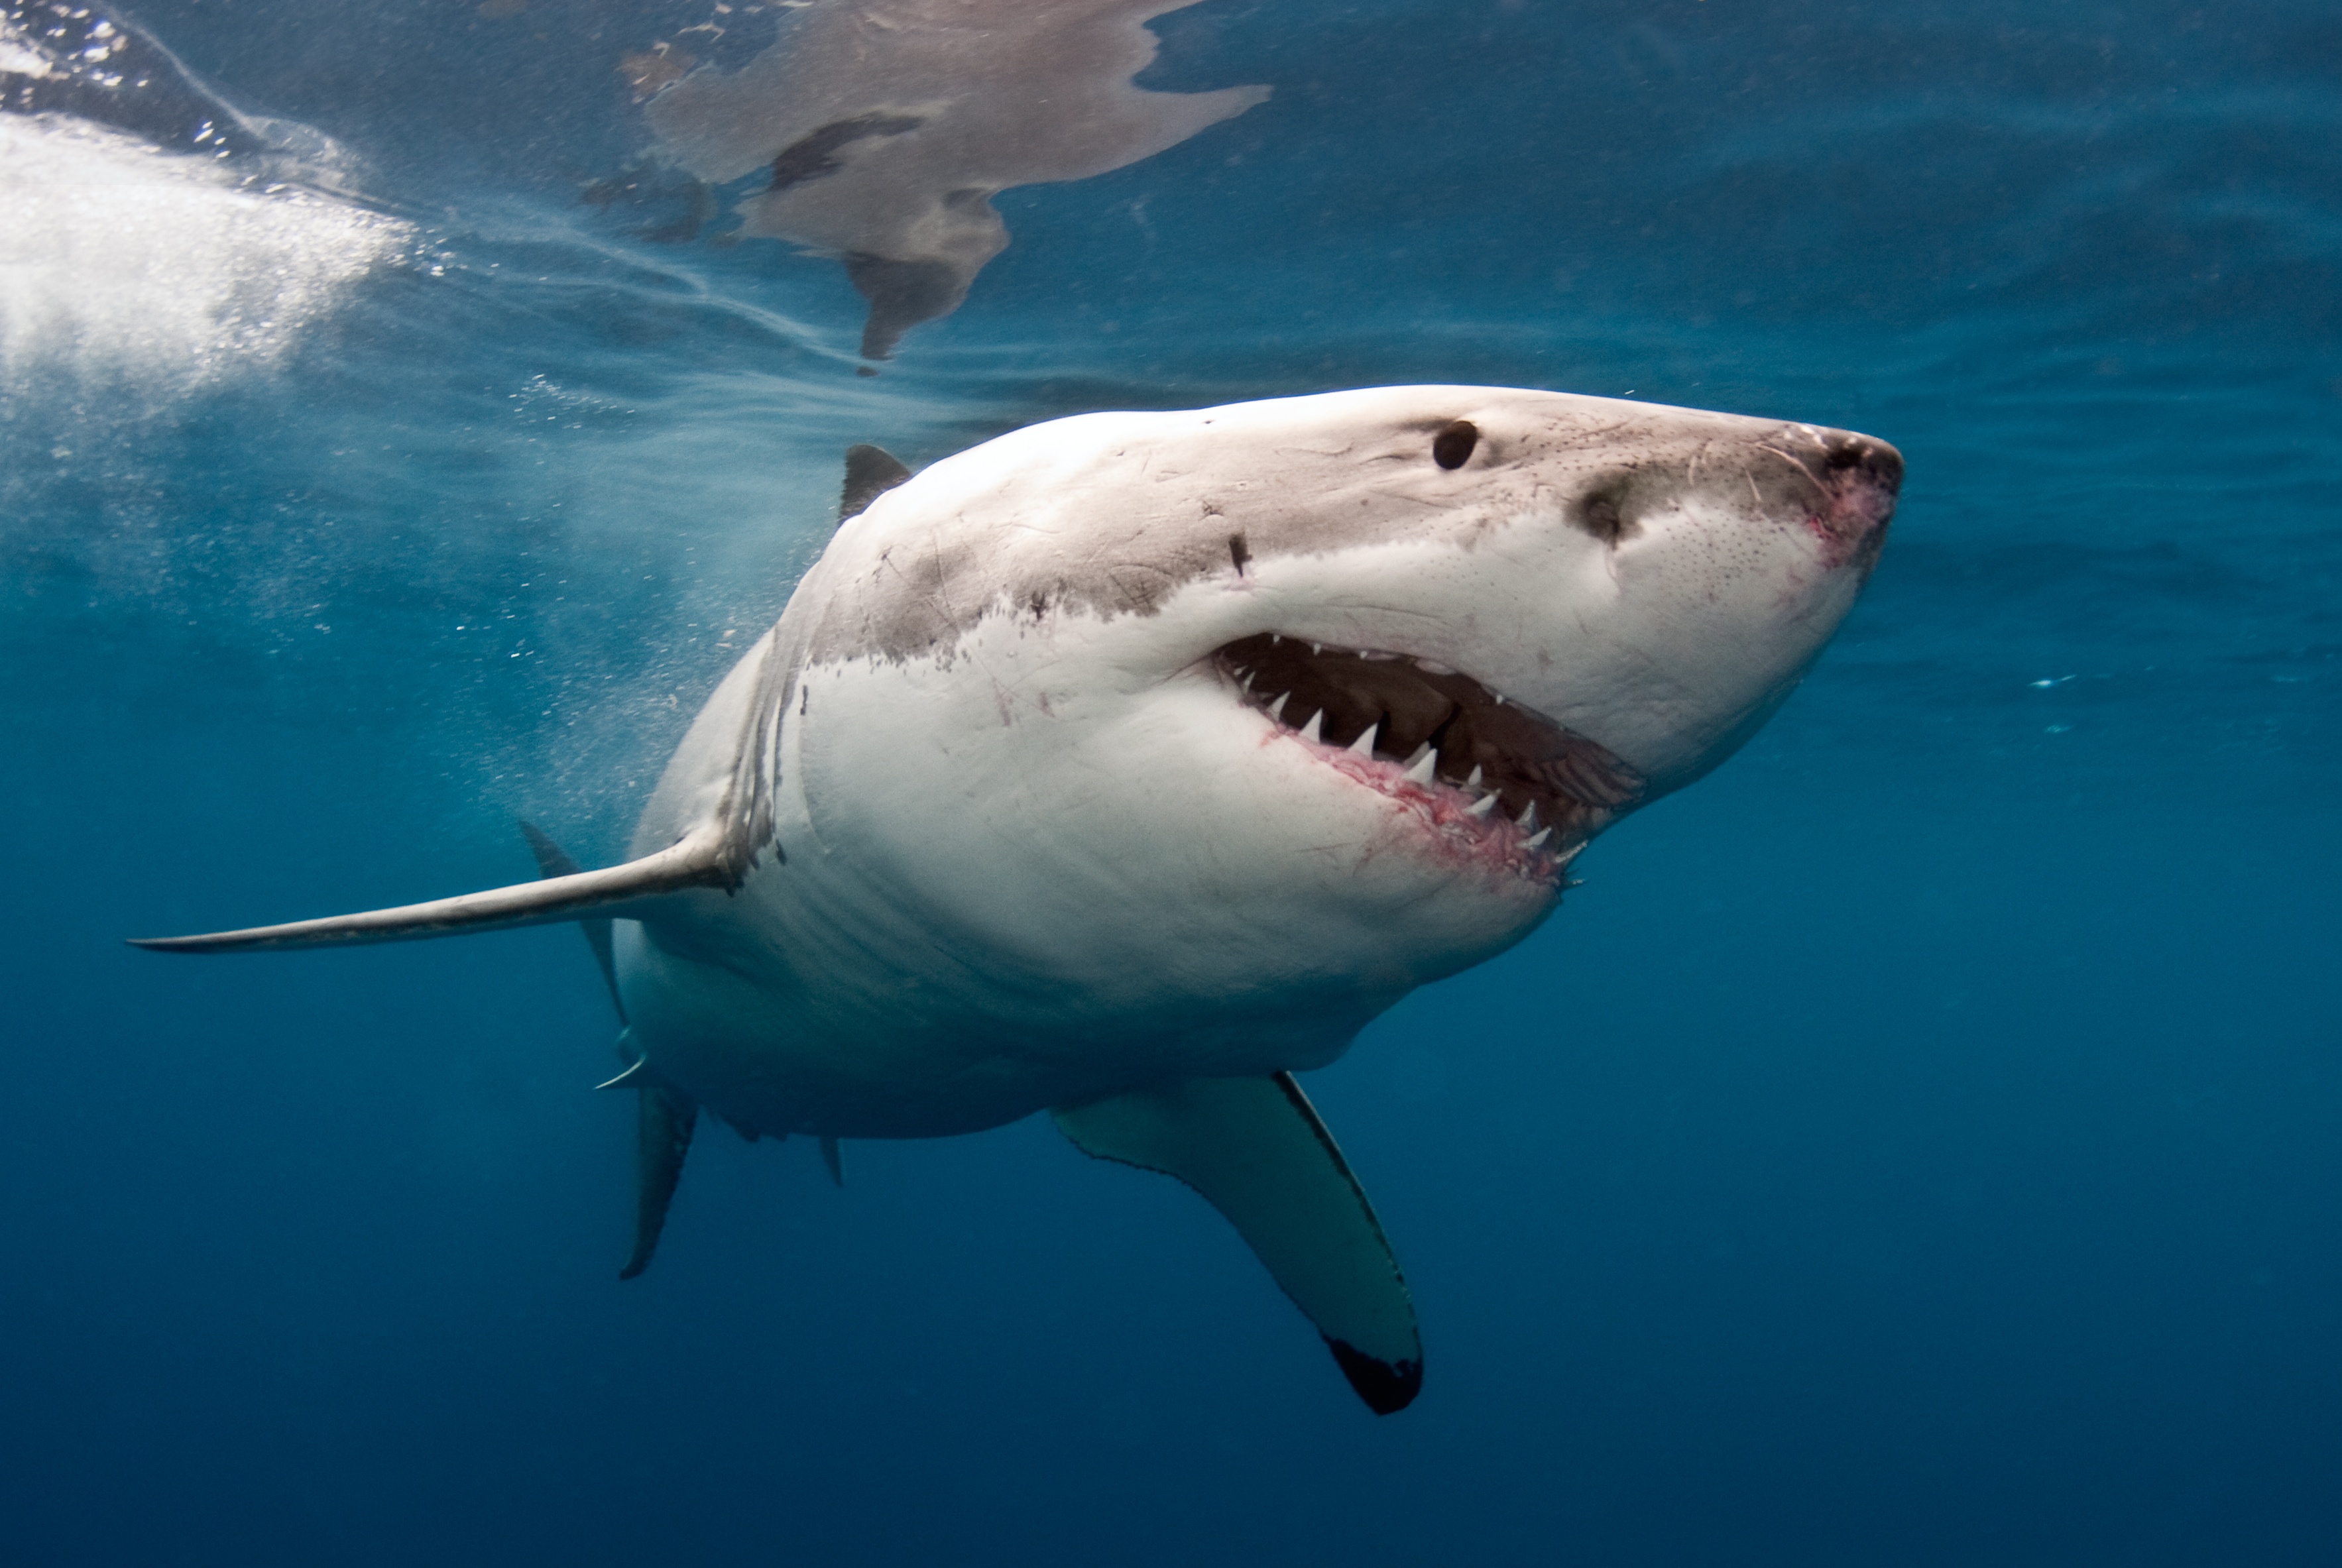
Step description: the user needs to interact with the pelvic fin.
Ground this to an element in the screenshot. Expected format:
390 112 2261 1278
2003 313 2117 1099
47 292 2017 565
621 1080 700 1280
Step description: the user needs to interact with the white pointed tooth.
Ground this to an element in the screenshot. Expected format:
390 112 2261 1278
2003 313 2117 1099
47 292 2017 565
1298 710 1323 744
1240 669 1256 691
1465 793 1498 818
1525 828 1552 849
1465 765 1483 787
1267 691 1289 720
1515 801 1539 831
1346 722 1380 757
1554 842 1586 868
1311 642 1322 655
1403 748 1438 785
1402 742 1431 767
1271 632 1282 644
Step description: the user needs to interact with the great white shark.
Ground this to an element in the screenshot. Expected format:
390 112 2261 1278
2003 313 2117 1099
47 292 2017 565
137 385 1901 1414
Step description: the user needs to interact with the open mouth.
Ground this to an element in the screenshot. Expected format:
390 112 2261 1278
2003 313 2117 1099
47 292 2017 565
1210 632 1646 879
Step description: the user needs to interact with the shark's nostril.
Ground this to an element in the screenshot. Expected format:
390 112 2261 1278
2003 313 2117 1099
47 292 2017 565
1824 433 1904 496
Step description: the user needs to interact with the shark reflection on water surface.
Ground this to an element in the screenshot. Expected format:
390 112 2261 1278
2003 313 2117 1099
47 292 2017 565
634 0 1269 362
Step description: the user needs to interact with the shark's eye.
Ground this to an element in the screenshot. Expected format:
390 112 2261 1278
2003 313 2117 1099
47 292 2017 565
1431 420 1479 469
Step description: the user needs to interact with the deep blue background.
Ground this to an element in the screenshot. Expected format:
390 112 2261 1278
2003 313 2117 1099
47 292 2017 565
4 1 2338 1562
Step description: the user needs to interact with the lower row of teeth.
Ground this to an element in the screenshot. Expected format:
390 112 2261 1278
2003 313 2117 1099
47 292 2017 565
1240 677 1554 852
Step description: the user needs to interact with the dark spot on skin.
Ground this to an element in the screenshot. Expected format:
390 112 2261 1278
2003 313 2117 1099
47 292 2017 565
1432 420 1479 470
1228 532 1251 575
1573 480 1637 544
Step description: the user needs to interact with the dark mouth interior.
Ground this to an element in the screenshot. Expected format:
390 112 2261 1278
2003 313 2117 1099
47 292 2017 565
1211 632 1647 843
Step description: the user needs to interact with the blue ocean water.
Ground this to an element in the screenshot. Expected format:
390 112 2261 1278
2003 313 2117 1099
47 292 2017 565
3 1 2337 1562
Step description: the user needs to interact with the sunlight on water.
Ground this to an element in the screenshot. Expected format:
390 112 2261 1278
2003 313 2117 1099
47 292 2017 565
0 115 412 395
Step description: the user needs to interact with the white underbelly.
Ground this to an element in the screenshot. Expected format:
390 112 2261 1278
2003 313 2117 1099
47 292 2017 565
612 911 1368 1137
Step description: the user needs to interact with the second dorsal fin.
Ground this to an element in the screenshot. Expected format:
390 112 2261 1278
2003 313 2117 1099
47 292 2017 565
839 443 911 522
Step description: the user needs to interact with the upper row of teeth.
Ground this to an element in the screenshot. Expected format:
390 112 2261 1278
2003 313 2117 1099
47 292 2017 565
1233 664 1554 851
1261 640 1479 691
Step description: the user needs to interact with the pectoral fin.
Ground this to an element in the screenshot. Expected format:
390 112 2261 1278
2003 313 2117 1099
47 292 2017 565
1054 1072 1423 1414
134 626 787 957
129 824 740 954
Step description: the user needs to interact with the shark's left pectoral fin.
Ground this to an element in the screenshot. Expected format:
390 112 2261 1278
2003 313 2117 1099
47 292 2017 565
1054 1072 1423 1414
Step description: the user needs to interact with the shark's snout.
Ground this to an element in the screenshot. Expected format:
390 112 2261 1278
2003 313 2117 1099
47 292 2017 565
1765 425 1903 569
